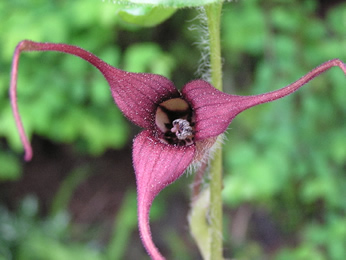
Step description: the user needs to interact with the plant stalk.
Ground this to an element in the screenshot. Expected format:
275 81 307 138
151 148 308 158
205 2 223 91
205 2 224 260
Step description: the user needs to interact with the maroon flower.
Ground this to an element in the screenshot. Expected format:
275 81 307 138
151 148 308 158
10 40 346 260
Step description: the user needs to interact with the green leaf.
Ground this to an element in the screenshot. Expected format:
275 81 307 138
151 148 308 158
117 6 176 27
114 0 223 8
123 42 176 77
106 189 138 260
188 188 211 260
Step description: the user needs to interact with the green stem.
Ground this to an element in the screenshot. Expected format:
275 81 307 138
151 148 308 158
205 2 223 260
209 146 223 259
205 2 223 91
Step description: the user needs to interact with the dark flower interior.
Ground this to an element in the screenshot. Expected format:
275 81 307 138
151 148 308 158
155 97 195 146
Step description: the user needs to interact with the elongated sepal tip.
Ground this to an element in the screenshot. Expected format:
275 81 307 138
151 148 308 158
24 150 33 161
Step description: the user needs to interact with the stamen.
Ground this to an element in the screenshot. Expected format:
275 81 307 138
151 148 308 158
155 98 194 146
171 119 193 140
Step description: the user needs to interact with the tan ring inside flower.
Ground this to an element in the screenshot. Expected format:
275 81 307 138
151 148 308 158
155 98 195 146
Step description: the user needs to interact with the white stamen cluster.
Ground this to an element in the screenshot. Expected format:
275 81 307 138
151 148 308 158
171 119 193 140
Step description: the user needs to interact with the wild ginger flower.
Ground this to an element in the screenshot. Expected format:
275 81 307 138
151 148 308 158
10 40 346 260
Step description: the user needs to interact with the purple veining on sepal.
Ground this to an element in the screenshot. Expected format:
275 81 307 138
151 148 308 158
133 130 195 260
10 40 346 259
183 59 346 140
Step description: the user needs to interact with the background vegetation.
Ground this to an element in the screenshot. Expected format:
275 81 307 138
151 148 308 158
0 0 345 259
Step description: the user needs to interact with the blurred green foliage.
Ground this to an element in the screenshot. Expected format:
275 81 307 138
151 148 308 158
1 1 127 160
0 0 345 259
0 196 102 260
221 0 346 259
0 192 138 260
114 0 221 8
0 0 177 179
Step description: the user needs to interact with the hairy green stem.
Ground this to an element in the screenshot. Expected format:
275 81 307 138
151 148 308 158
205 2 223 91
205 2 224 260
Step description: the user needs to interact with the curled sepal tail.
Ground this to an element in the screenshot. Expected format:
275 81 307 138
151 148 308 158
133 130 195 259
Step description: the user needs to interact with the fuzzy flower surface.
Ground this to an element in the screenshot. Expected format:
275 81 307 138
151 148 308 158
10 40 346 260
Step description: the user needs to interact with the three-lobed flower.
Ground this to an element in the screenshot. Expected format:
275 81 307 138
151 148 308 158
10 40 346 260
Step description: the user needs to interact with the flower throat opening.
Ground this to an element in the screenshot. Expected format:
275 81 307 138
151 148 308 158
155 98 195 146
